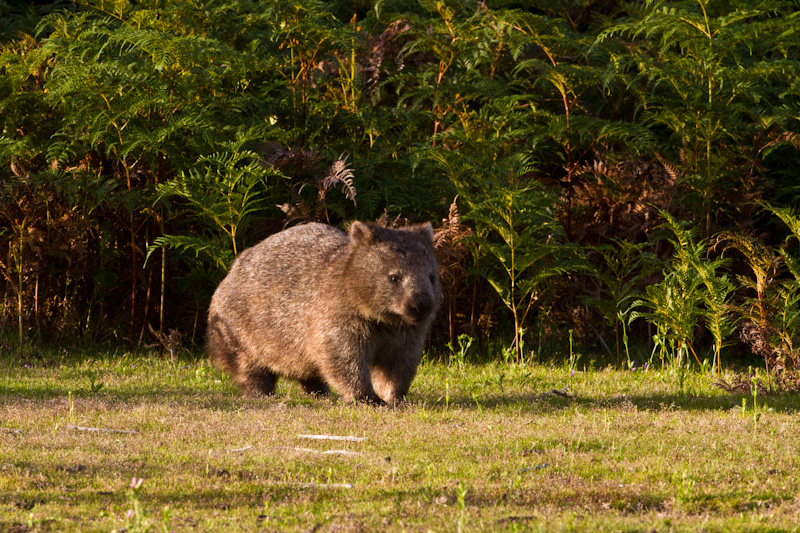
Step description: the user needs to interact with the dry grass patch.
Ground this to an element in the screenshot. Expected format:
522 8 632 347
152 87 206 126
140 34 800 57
2 351 800 531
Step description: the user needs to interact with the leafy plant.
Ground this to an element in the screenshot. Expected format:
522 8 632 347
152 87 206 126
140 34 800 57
719 231 780 343
631 260 704 369
456 480 468 533
759 204 800 369
446 333 474 369
697 259 738 375
87 371 105 395
565 329 582 373
148 142 279 271
583 238 657 368
468 183 583 364
598 0 800 236
720 213 800 373
629 211 734 370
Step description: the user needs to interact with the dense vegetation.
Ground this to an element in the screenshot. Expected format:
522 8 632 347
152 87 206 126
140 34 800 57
2 0 800 374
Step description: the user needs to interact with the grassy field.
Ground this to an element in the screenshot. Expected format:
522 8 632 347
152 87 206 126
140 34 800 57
2 349 800 532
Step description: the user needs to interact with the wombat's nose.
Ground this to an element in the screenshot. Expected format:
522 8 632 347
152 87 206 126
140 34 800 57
407 294 433 320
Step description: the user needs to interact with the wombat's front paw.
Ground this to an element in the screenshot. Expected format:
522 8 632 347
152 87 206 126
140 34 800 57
376 393 404 408
386 397 404 408
341 392 386 406
363 394 388 407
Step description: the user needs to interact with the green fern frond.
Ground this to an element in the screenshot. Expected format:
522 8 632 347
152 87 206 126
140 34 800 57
146 234 234 273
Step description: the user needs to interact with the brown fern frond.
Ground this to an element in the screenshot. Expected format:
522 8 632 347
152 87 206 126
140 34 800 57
376 209 408 229
654 153 681 185
758 131 800 155
434 197 472 279
446 194 461 233
319 156 356 206
717 368 800 394
713 372 767 396
434 196 471 252
147 323 184 361
569 157 680 243
362 19 413 95
278 184 314 227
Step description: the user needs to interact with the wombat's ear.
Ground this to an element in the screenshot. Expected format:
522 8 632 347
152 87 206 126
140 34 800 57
349 221 375 245
418 222 434 243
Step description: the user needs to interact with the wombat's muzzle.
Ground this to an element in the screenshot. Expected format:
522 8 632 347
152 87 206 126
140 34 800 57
405 293 434 322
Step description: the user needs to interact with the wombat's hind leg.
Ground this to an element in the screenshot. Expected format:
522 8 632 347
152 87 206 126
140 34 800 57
299 377 330 396
206 314 240 375
239 368 278 397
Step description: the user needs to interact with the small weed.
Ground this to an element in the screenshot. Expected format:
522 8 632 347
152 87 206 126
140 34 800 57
195 360 209 381
564 329 582 373
502 329 527 365
447 334 473 369
456 481 468 532
88 371 105 395
749 371 766 434
160 506 172 532
674 363 689 396
471 392 483 415
496 371 507 399
501 344 516 365
125 477 149 533
675 471 697 509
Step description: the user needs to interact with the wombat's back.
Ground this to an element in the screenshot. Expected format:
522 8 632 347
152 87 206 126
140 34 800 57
207 223 349 382
233 223 348 282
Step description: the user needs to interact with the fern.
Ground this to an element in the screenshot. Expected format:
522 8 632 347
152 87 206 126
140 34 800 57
583 238 658 368
467 183 584 363
697 261 738 375
146 235 234 274
3 0 800 357
150 144 276 260
629 210 734 370
763 203 800 368
597 0 800 236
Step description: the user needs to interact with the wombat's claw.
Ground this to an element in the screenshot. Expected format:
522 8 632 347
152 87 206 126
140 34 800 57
364 395 387 407
243 388 274 399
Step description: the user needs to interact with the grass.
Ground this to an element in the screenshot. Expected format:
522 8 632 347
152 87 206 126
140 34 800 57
2 348 800 532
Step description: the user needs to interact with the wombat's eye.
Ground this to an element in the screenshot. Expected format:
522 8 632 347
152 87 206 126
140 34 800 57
389 274 401 284
429 274 436 284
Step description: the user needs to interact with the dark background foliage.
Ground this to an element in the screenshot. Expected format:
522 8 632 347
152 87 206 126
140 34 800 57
2 0 799 372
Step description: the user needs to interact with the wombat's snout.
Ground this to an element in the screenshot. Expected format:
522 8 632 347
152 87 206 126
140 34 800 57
405 293 434 322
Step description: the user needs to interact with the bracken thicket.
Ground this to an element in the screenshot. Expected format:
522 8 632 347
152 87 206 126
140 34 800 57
1 0 799 374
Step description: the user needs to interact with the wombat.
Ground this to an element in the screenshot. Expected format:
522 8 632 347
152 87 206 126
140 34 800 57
206 221 442 405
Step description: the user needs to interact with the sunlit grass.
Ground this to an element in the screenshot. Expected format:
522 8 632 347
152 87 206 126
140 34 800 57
2 349 800 532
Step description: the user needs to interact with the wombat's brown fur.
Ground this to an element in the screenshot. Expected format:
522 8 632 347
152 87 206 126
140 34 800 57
207 221 442 405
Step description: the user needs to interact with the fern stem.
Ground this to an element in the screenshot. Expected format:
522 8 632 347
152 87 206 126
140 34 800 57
160 246 166 338
686 341 702 368
16 220 24 350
